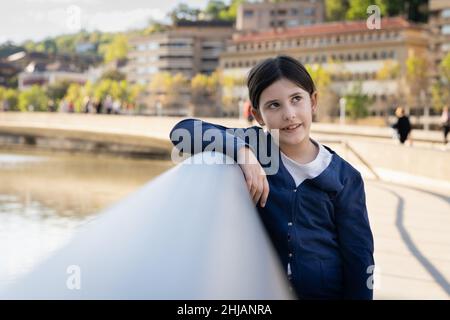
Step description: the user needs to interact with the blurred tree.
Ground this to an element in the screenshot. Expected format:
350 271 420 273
432 53 450 112
168 3 201 22
18 85 48 111
346 0 388 20
46 81 71 104
344 82 371 119
102 34 129 63
0 86 19 110
376 61 400 80
100 70 126 81
64 83 84 112
325 0 349 21
405 53 429 112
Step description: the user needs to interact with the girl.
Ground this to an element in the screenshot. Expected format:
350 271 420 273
170 55 374 300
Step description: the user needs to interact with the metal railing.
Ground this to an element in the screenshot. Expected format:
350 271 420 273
0 151 293 299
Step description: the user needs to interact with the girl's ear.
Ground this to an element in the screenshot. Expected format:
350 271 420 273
251 107 265 126
311 91 318 114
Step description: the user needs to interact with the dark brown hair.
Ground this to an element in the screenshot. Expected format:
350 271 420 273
247 55 316 109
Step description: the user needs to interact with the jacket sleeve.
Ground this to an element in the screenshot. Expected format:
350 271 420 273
334 172 375 300
169 118 256 162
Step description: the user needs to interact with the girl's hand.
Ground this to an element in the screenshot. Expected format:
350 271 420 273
236 146 269 208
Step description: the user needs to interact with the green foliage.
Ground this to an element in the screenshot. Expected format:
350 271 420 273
169 3 201 22
102 34 129 63
432 53 450 112
0 86 19 110
100 70 126 81
346 0 387 21
46 81 71 103
18 85 48 111
325 0 349 21
405 53 429 95
305 64 331 91
326 0 427 22
344 82 371 119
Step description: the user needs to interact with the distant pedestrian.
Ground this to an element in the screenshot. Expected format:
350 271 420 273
440 106 450 145
392 107 411 144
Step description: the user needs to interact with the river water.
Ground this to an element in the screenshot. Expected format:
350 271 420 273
0 149 173 287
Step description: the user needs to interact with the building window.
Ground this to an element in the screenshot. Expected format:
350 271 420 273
372 52 378 59
291 8 298 16
244 10 254 17
389 51 396 58
381 51 387 59
224 62 229 68
304 8 315 16
148 42 158 50
442 9 450 18
277 9 287 15
147 66 157 74
363 52 369 60
287 19 299 27
303 19 312 25
442 25 450 35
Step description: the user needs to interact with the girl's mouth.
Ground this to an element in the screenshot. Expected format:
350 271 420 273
281 123 302 132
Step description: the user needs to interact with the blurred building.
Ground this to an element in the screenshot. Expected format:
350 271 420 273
429 0 450 79
126 20 234 116
236 0 325 31
0 62 19 87
219 17 429 118
18 69 89 90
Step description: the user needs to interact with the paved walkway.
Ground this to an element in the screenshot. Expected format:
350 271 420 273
364 179 450 299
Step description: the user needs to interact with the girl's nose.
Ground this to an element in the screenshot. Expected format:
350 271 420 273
283 107 296 121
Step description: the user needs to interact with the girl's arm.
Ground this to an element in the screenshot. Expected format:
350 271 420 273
169 118 269 207
169 118 259 162
334 172 375 300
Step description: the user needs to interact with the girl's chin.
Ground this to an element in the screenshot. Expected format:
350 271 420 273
280 133 308 146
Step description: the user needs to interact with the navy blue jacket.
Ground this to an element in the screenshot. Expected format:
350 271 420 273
170 119 375 299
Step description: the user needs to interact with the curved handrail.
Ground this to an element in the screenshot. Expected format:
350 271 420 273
0 151 293 299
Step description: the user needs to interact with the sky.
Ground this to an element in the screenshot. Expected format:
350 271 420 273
0 0 212 44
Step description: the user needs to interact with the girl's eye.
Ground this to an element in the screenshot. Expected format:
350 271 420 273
292 95 302 102
268 103 279 109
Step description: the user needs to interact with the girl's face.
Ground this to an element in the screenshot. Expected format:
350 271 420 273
252 78 317 149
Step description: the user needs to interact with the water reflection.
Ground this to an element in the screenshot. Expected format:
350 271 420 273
0 150 173 286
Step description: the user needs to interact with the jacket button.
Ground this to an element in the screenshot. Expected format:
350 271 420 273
288 222 293 226
293 189 297 192
289 253 293 258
